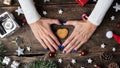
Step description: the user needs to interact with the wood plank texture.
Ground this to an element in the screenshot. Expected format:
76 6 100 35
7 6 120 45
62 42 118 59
0 0 120 68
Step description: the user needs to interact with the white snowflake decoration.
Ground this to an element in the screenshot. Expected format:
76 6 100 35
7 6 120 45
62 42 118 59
113 3 120 12
2 56 11 65
11 61 20 68
15 7 24 16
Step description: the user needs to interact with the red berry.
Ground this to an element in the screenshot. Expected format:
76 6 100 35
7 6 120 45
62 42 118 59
49 52 55 58
117 23 120 28
80 50 86 56
23 18 27 23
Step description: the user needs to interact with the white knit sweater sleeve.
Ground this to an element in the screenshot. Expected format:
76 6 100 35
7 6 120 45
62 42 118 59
88 0 113 26
18 0 41 24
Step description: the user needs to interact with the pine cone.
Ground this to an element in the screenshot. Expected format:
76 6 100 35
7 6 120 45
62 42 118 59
100 51 113 62
108 62 119 68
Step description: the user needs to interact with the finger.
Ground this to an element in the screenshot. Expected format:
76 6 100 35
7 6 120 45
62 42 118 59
62 30 76 47
41 26 60 46
45 35 59 50
37 39 48 50
63 36 78 52
66 38 81 54
48 29 61 46
42 37 55 52
74 41 85 51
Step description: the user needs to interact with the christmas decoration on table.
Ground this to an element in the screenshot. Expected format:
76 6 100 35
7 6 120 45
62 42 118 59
43 11 47 16
58 9 63 14
56 28 68 39
48 52 56 58
106 31 120 44
28 59 58 68
58 58 62 63
16 47 24 56
101 43 106 48
76 0 89 7
110 16 115 21
44 0 50 3
0 12 20 38
26 46 31 52
112 47 116 52
15 7 24 16
87 58 93 64
113 3 120 12
71 59 76 64
3 0 11 5
2 56 11 65
116 22 120 28
11 61 20 68
100 51 113 62
108 62 119 68
79 50 87 56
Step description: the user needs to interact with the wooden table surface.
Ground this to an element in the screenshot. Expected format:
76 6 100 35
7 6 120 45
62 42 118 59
0 0 120 68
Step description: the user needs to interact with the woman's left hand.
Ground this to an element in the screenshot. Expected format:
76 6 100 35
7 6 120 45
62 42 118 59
62 20 97 54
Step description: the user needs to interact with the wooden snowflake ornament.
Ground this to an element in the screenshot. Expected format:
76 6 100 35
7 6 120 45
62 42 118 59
2 56 11 65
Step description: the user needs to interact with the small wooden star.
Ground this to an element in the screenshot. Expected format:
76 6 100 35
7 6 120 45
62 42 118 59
58 9 63 14
26 47 31 52
113 3 120 12
71 59 76 64
43 11 47 15
16 47 24 56
58 58 63 63
112 47 116 52
87 58 93 64
110 16 115 21
15 7 24 15
101 43 106 48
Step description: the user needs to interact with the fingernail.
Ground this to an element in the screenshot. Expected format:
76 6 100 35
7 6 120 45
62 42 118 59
59 45 64 49
62 50 66 54
60 21 66 25
45 48 49 51
72 50 77 53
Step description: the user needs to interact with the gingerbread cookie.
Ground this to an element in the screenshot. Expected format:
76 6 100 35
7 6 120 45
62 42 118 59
56 28 68 39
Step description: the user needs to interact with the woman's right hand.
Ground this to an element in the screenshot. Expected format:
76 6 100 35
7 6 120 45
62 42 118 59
29 18 61 52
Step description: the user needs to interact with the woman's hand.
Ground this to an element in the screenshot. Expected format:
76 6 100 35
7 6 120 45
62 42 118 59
62 20 97 54
29 18 61 52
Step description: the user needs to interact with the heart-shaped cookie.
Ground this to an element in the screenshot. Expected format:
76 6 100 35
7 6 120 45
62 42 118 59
56 28 68 39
